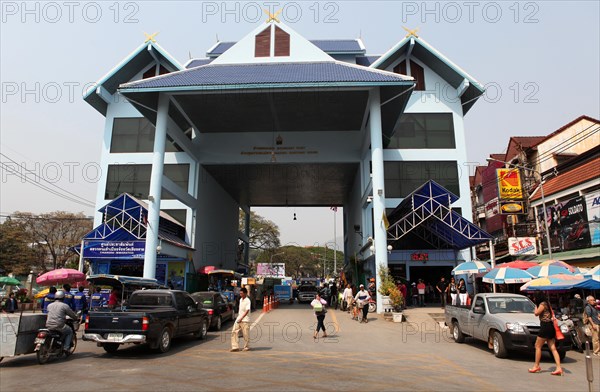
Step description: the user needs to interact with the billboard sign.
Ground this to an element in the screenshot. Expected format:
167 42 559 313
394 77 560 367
508 237 537 255
540 195 591 252
256 263 286 277
585 190 600 246
83 240 145 259
497 169 524 200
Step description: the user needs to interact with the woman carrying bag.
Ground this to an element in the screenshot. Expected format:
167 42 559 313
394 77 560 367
528 293 563 376
311 293 328 339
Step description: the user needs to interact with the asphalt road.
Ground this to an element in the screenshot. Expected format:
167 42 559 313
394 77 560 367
1 304 597 391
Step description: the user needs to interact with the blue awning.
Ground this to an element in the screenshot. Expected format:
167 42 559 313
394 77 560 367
387 180 492 250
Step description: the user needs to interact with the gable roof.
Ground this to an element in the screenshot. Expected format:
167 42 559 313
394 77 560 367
504 136 545 161
536 115 600 145
370 35 485 114
84 41 183 115
206 38 365 58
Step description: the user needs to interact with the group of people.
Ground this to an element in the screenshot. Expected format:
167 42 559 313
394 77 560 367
408 277 468 307
42 284 89 314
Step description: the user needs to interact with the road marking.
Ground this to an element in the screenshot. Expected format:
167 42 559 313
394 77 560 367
329 308 340 332
250 311 266 331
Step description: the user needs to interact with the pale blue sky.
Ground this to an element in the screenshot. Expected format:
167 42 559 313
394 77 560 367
1 1 599 248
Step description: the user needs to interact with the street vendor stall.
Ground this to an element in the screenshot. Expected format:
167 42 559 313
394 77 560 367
0 312 46 363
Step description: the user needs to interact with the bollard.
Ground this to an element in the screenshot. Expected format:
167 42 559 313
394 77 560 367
585 341 594 392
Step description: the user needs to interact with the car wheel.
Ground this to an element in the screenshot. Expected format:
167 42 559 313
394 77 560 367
193 319 208 340
215 316 222 331
452 321 465 343
103 343 119 353
156 327 172 353
492 331 507 358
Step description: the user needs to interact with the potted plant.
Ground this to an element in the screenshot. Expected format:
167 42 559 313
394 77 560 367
389 286 405 322
378 266 397 313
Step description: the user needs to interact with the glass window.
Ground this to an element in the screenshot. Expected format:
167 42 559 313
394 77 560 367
105 164 190 200
384 161 460 198
387 113 456 149
110 117 182 153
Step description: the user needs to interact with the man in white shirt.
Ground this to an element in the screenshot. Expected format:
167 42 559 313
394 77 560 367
342 284 353 312
354 284 371 323
231 287 251 352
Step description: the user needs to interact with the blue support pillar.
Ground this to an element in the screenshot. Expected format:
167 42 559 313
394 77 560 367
369 88 388 313
143 93 169 279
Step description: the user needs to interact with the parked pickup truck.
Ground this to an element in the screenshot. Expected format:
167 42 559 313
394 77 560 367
445 293 571 358
83 289 209 354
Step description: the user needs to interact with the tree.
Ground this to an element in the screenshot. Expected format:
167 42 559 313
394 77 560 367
12 211 93 272
239 211 280 251
255 245 344 279
0 218 36 275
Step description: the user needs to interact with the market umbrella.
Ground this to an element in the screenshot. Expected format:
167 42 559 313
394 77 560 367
482 267 534 284
497 260 539 270
0 276 21 285
36 268 85 286
452 260 491 275
520 274 585 291
539 259 576 273
526 265 574 278
34 288 50 299
584 265 600 281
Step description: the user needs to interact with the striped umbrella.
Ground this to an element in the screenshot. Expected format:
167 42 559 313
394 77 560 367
452 260 491 275
584 265 600 281
520 274 586 291
483 267 534 284
526 265 574 278
539 259 576 273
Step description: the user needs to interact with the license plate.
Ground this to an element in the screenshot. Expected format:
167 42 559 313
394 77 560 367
107 333 123 341
34 338 45 344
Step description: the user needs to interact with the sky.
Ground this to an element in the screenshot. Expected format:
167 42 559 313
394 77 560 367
1 1 599 249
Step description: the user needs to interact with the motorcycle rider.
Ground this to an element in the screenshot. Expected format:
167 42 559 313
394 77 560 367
45 290 78 353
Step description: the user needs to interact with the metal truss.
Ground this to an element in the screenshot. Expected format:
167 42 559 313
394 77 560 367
85 194 147 240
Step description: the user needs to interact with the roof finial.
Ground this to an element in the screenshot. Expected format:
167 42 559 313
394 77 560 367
144 32 159 43
263 8 282 23
402 26 419 38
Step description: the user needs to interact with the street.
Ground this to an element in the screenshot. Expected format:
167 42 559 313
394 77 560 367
1 304 597 391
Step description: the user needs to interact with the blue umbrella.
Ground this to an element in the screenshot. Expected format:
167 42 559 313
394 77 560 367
483 267 534 284
526 265 574 278
452 260 491 275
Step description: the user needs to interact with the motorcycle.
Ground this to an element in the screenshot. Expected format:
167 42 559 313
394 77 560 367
34 314 80 364
367 297 377 313
561 314 589 353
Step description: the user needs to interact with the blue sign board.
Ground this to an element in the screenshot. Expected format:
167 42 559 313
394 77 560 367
83 240 146 259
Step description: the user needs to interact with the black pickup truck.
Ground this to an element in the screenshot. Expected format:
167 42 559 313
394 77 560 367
83 289 209 353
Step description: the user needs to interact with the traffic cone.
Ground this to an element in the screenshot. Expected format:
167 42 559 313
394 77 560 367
262 296 268 313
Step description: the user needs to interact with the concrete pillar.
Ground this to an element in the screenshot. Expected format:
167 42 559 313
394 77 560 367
244 209 251 267
143 93 169 279
369 88 388 313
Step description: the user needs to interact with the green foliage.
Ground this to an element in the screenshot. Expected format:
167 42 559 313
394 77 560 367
378 265 404 311
255 245 344 279
239 211 281 251
0 218 36 275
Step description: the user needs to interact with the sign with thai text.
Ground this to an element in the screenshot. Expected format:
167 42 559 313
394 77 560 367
508 237 537 255
256 263 285 277
83 240 145 259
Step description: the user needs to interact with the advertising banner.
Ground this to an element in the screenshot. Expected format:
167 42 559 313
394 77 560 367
83 240 145 259
540 195 591 252
508 237 537 255
500 201 527 215
257 263 286 277
585 190 600 246
497 169 524 200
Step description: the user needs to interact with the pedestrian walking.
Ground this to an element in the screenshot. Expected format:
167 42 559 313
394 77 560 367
448 277 458 306
231 287 251 352
417 280 426 306
458 279 468 306
354 284 371 323
330 282 338 309
311 293 328 339
411 283 418 307
5 292 18 313
584 295 600 356
528 293 563 376
342 284 353 312
437 277 448 308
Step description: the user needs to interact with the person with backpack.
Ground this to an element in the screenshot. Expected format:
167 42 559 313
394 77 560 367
584 295 600 356
311 293 328 339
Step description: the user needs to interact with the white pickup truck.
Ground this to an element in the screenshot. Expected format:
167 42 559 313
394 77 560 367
445 293 572 358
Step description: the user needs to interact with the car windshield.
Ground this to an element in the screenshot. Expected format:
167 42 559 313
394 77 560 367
487 297 535 314
299 285 317 292
192 294 214 306
129 294 173 306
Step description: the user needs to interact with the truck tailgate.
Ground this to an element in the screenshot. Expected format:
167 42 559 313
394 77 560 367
86 311 146 334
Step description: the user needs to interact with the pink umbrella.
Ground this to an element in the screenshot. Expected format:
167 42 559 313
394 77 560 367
36 268 86 285
497 260 539 270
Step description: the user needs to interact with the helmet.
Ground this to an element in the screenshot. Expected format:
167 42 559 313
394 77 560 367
55 290 65 300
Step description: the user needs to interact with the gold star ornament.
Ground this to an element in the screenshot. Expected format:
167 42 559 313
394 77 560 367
264 9 282 23
144 32 159 43
402 26 419 38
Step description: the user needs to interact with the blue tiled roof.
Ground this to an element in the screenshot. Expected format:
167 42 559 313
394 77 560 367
121 62 413 90
186 58 213 68
207 39 363 56
356 56 380 67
